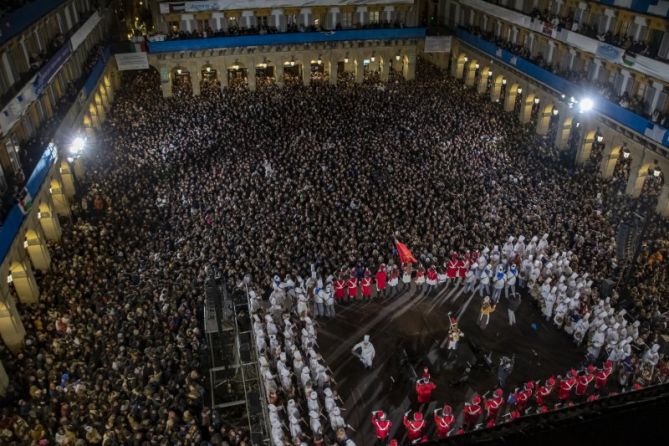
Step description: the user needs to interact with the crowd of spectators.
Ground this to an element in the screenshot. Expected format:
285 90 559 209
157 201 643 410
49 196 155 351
160 19 407 41
0 56 667 444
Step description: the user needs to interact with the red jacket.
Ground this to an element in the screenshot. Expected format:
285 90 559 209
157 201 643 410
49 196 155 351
403 416 425 440
535 385 552 406
463 404 482 425
361 277 372 297
434 412 455 437
415 381 436 403
347 278 358 297
594 368 611 389
447 259 458 278
427 269 438 282
484 396 503 419
558 378 576 400
457 260 468 278
376 269 387 290
334 279 346 299
575 374 594 396
371 414 392 440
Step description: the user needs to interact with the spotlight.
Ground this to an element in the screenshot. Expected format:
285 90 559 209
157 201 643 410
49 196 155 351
579 97 594 113
70 136 85 155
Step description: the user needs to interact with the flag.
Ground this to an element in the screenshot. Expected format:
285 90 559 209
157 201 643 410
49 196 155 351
395 239 417 264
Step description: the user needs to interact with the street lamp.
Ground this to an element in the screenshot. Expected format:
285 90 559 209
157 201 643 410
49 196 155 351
553 108 559 115
534 97 540 104
622 146 631 159
653 166 661 177
70 136 85 156
517 87 522 94
596 134 604 143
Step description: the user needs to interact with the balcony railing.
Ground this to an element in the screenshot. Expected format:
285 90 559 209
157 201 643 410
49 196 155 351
456 28 669 149
147 27 427 53
0 0 68 46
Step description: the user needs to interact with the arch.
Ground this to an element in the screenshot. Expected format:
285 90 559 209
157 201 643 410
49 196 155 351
50 178 70 216
8 260 39 304
227 62 248 89
256 60 276 88
309 57 327 84
172 66 193 96
38 201 62 241
200 63 220 94
576 129 597 164
504 83 520 113
283 59 303 86
24 229 51 272
490 75 505 103
337 57 355 85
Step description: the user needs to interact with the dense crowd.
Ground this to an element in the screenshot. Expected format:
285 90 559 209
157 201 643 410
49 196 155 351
0 56 667 444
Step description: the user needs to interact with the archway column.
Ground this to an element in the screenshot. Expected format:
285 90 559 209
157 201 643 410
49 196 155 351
655 183 669 217
536 105 553 135
354 60 363 84
9 262 39 304
25 230 51 272
403 55 416 81
519 96 534 123
329 60 337 85
575 130 596 165
0 295 26 352
599 145 619 178
554 112 572 150
625 157 647 197
0 360 9 394
38 202 62 242
504 87 517 112
60 161 76 198
248 62 257 91
50 180 71 217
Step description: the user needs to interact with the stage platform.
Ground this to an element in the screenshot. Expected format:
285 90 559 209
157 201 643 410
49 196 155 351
317 284 584 445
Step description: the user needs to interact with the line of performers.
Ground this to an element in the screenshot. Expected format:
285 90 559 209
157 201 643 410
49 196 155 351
370 361 616 443
331 251 480 302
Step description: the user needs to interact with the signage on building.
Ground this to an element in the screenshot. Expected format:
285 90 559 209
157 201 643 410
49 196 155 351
424 36 451 53
115 52 150 71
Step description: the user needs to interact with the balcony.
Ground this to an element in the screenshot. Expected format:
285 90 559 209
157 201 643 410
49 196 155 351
455 27 669 149
147 27 427 53
463 0 669 84
0 0 69 46
0 45 111 263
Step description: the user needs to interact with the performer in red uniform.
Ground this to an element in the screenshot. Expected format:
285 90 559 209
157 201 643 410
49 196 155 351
403 411 426 441
535 376 555 406
347 273 358 302
463 394 482 429
371 410 392 441
594 360 613 390
575 365 595 398
421 366 431 381
426 266 438 293
558 370 577 401
456 255 468 285
484 389 504 420
415 378 437 404
446 253 459 283
376 264 387 295
361 270 373 299
434 405 455 438
334 274 346 302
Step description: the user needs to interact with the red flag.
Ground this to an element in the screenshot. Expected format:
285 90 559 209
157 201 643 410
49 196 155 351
395 240 417 264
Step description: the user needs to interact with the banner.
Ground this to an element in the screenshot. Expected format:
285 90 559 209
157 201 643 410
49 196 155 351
33 44 71 95
115 52 150 71
595 43 623 63
424 36 452 53
70 11 101 51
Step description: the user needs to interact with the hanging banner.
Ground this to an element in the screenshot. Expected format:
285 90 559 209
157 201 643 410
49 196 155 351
595 43 623 63
424 36 452 53
70 11 101 51
33 44 71 95
115 52 150 71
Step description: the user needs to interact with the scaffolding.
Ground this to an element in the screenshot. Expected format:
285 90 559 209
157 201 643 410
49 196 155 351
204 277 269 445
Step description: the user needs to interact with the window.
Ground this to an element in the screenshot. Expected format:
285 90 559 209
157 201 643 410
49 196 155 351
341 12 352 28
369 11 379 24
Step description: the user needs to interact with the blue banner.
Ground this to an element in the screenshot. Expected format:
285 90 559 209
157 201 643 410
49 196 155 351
595 43 623 63
34 44 72 95
148 28 427 53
